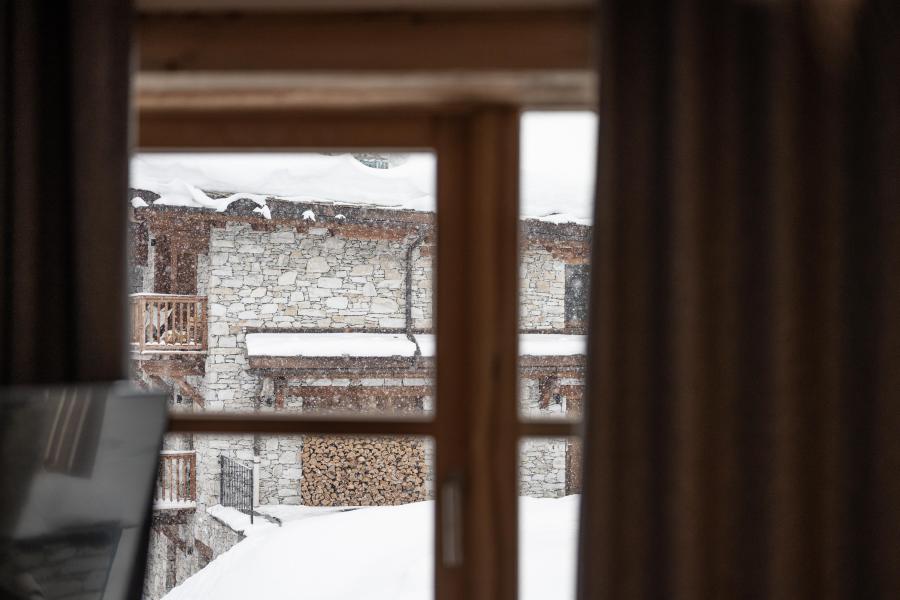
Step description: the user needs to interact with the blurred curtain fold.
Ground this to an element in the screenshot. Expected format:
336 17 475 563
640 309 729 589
0 0 131 384
579 1 899 598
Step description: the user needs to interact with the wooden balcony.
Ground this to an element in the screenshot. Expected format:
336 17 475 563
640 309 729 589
131 293 207 354
154 450 197 509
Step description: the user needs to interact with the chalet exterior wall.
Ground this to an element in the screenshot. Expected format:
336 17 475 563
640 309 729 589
520 246 567 330
132 201 588 599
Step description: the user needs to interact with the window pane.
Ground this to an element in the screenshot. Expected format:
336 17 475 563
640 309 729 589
127 152 436 419
518 112 595 422
128 152 437 599
146 433 433 599
518 436 581 600
517 112 591 599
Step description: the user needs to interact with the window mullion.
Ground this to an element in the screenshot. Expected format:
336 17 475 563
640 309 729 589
435 107 520 600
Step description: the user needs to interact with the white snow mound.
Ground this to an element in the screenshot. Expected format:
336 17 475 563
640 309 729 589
163 496 579 600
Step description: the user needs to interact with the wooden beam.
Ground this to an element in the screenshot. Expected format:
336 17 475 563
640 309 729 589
518 419 581 438
175 378 205 409
137 357 206 378
137 11 593 73
248 356 421 371
138 0 592 10
135 71 596 111
138 110 438 150
167 412 434 436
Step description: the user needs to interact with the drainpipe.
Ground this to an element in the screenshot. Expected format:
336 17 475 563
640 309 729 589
404 227 428 344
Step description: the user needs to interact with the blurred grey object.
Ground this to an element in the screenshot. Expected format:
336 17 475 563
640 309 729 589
0 384 166 599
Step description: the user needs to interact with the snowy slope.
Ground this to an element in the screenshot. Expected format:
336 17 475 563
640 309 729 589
163 496 579 600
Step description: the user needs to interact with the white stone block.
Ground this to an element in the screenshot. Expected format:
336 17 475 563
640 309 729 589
318 277 342 289
370 297 399 313
271 231 296 243
350 264 374 276
325 296 349 309
277 271 298 285
209 322 229 336
306 256 329 273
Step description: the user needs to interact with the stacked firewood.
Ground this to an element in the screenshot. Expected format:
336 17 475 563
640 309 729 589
301 436 428 506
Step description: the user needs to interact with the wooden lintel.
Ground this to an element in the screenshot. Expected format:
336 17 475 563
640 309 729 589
280 385 433 399
138 11 593 74
518 355 585 369
167 412 435 436
255 368 435 380
248 355 426 371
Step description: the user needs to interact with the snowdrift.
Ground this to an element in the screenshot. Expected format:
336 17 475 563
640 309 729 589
163 496 579 600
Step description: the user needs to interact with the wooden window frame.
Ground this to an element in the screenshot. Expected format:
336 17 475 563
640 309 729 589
140 106 581 600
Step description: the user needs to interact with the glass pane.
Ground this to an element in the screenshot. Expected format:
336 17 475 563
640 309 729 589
518 113 590 598
145 433 434 599
127 152 438 599
518 111 596 420
127 151 436 418
519 436 581 600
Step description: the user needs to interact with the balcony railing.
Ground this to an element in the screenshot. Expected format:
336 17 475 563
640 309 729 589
131 294 207 353
154 450 197 508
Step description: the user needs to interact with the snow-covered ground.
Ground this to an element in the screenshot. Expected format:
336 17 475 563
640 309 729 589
163 495 580 600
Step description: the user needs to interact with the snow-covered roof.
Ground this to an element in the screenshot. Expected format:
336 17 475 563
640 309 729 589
131 112 595 225
414 333 586 358
246 332 586 358
519 333 587 356
246 333 418 358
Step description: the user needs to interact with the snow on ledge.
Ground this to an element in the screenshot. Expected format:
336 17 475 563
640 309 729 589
246 332 585 359
413 333 586 358
246 332 417 358
154 499 196 510
519 334 587 356
207 505 276 537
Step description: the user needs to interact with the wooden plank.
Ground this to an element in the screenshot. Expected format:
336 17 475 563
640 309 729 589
138 0 592 10
167 413 435 436
137 11 592 73
135 71 596 112
175 378 205 409
139 110 438 150
518 419 582 438
248 355 420 371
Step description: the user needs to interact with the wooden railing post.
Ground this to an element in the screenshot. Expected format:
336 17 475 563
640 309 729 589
154 450 197 507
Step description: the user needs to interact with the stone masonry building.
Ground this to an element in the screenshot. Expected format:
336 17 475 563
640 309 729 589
129 181 590 598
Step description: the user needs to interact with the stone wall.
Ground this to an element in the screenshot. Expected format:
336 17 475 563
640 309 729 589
137 214 583 598
520 246 566 330
519 438 568 498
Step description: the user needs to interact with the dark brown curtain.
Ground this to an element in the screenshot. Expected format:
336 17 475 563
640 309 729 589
580 1 899 599
0 0 131 384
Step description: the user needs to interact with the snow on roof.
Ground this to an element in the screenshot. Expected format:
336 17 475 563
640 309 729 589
245 332 418 358
519 333 587 356
131 111 595 225
413 333 586 358
246 332 585 359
